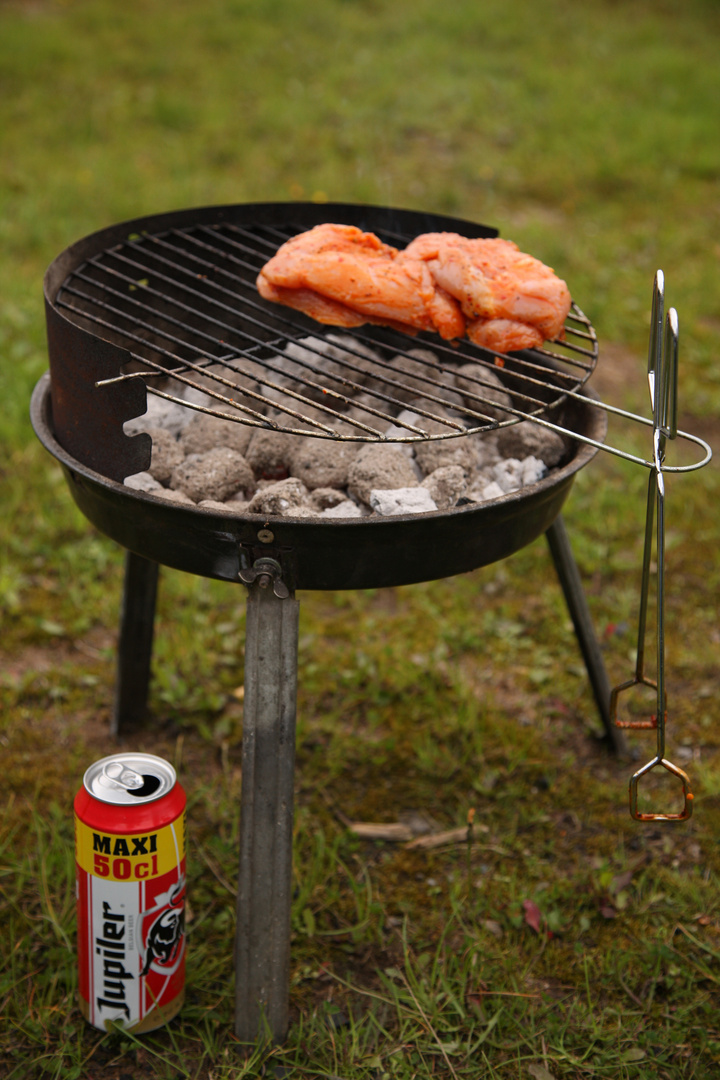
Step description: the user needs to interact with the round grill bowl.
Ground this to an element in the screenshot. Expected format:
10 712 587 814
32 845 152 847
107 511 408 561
31 372 606 591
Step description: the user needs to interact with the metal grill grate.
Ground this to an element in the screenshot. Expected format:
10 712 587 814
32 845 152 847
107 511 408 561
53 219 598 443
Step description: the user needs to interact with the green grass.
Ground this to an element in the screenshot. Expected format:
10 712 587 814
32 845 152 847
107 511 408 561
1 0 719 1076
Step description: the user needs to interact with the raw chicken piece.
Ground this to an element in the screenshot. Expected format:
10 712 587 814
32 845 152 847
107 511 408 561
262 222 399 268
257 280 378 329
257 223 465 340
466 318 544 352
257 224 570 354
400 233 571 342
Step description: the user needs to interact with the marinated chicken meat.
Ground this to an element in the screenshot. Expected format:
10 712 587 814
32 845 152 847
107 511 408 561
257 223 571 354
257 223 465 340
465 318 544 352
400 233 570 345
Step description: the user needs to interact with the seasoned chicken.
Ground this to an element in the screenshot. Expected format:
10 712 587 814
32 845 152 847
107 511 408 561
257 224 465 340
400 233 571 342
466 318 544 352
257 224 570 354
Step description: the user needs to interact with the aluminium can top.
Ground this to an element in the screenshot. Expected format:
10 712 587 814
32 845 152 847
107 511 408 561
83 752 177 806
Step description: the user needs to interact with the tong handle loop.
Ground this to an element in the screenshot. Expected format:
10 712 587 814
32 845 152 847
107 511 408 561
629 754 694 822
610 675 659 730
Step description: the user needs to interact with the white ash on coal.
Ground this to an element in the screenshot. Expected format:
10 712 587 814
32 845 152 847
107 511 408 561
467 456 547 503
124 471 163 494
453 363 513 419
145 427 185 485
180 412 253 457
243 429 295 481
421 465 468 510
495 420 566 467
346 444 419 505
308 487 351 511
246 477 315 517
320 499 366 519
170 447 256 504
289 437 360 491
369 487 439 516
123 335 566 518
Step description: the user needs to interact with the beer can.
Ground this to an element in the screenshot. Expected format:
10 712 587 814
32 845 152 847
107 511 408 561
74 752 186 1032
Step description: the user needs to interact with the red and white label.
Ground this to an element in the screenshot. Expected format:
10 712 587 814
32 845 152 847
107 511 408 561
76 814 185 1030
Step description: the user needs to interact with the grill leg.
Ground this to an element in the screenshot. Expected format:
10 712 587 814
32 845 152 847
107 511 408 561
545 515 627 757
112 551 159 737
235 581 299 1045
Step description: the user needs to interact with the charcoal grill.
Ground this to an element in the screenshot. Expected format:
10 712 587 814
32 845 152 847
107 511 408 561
36 201 612 585
41 201 599 470
33 201 666 1043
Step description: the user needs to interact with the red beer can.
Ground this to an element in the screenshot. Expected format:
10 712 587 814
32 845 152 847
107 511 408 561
74 753 186 1032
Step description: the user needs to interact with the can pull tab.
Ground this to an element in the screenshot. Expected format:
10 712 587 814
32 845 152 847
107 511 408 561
101 761 145 791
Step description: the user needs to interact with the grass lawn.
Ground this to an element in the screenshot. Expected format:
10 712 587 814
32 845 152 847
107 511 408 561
1 0 719 1077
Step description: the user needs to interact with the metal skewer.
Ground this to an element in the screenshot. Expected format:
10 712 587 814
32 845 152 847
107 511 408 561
611 271 693 821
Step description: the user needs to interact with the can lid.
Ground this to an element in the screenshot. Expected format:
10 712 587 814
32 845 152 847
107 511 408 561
83 753 176 806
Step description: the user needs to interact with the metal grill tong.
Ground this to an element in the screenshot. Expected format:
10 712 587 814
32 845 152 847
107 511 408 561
610 271 693 822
